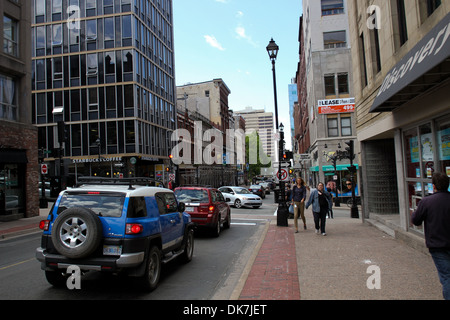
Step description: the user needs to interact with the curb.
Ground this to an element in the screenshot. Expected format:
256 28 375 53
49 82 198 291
229 220 271 300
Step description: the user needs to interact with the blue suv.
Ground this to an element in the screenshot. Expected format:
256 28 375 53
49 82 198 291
36 177 194 292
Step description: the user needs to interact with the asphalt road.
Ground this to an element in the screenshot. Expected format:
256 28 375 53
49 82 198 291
0 194 277 300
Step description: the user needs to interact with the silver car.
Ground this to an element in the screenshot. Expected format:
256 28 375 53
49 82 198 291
218 186 262 209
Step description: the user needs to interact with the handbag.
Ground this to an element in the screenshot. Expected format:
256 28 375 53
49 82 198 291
289 204 294 214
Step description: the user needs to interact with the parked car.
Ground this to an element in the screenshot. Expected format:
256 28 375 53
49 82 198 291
36 177 194 292
218 186 262 209
174 186 231 237
248 184 266 198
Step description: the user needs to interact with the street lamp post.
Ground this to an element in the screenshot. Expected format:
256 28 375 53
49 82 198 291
267 38 288 227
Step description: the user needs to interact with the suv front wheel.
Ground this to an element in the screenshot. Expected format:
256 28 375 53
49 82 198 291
181 228 194 262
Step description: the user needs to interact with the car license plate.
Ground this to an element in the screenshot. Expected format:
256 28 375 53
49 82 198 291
103 245 122 256
185 206 194 212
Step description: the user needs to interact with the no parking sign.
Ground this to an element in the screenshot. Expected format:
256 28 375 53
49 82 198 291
277 169 289 181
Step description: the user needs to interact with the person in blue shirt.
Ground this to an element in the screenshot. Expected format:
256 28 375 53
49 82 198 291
305 182 332 236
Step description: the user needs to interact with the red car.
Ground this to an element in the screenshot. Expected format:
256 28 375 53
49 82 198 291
174 186 231 237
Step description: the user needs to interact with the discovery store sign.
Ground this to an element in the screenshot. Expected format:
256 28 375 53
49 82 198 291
371 12 450 113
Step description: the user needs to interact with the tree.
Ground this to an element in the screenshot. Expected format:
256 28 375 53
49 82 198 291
245 131 271 180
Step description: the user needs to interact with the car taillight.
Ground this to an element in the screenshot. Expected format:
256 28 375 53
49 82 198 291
208 205 214 213
126 223 143 235
39 220 50 231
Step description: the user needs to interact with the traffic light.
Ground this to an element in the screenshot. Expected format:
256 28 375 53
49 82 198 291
332 156 337 170
345 140 354 160
285 151 293 161
57 121 68 144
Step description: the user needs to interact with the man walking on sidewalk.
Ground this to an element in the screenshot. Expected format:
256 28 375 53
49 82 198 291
411 172 450 300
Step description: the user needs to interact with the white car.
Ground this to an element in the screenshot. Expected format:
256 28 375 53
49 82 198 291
218 186 262 209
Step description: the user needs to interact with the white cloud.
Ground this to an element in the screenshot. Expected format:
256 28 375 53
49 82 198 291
235 26 247 38
204 35 225 51
215 0 229 3
235 26 257 47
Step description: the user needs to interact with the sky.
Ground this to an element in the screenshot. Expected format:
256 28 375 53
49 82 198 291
172 0 303 149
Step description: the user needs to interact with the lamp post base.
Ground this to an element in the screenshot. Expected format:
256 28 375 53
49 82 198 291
351 206 359 219
277 204 289 227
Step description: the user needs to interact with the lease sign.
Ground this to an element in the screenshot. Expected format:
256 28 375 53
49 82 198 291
318 98 355 114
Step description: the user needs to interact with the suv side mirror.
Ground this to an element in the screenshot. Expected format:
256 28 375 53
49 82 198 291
178 202 185 212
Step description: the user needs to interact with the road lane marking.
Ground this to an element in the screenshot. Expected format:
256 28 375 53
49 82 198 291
0 258 35 271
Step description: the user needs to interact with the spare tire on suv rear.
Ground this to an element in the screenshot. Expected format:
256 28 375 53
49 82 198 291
51 207 103 259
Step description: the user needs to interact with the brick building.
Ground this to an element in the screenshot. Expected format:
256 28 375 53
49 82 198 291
0 0 39 220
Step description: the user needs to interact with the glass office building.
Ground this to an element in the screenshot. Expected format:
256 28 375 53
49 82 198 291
31 0 176 185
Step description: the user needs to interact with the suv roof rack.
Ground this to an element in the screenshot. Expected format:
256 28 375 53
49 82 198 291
76 177 165 190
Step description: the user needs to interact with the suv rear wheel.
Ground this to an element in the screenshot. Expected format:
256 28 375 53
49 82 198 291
51 207 103 259
140 245 162 292
45 270 67 287
212 216 221 237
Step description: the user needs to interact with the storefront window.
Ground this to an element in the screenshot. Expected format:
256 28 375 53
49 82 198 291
404 128 420 178
407 181 424 232
404 121 436 232
437 117 450 189
323 167 359 206
0 164 24 214
420 123 434 178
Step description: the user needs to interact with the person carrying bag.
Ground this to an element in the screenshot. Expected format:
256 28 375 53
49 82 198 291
292 177 307 233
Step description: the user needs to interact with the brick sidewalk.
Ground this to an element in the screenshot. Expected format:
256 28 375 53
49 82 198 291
239 222 300 300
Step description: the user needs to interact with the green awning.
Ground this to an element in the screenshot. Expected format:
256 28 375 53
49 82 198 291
310 164 359 172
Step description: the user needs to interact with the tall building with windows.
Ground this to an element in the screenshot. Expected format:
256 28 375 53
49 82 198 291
348 0 450 244
1 0 39 219
300 0 358 196
234 107 275 164
288 78 297 154
31 0 176 186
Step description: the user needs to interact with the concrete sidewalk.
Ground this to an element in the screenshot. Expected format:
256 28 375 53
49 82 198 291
238 207 443 300
0 205 51 239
